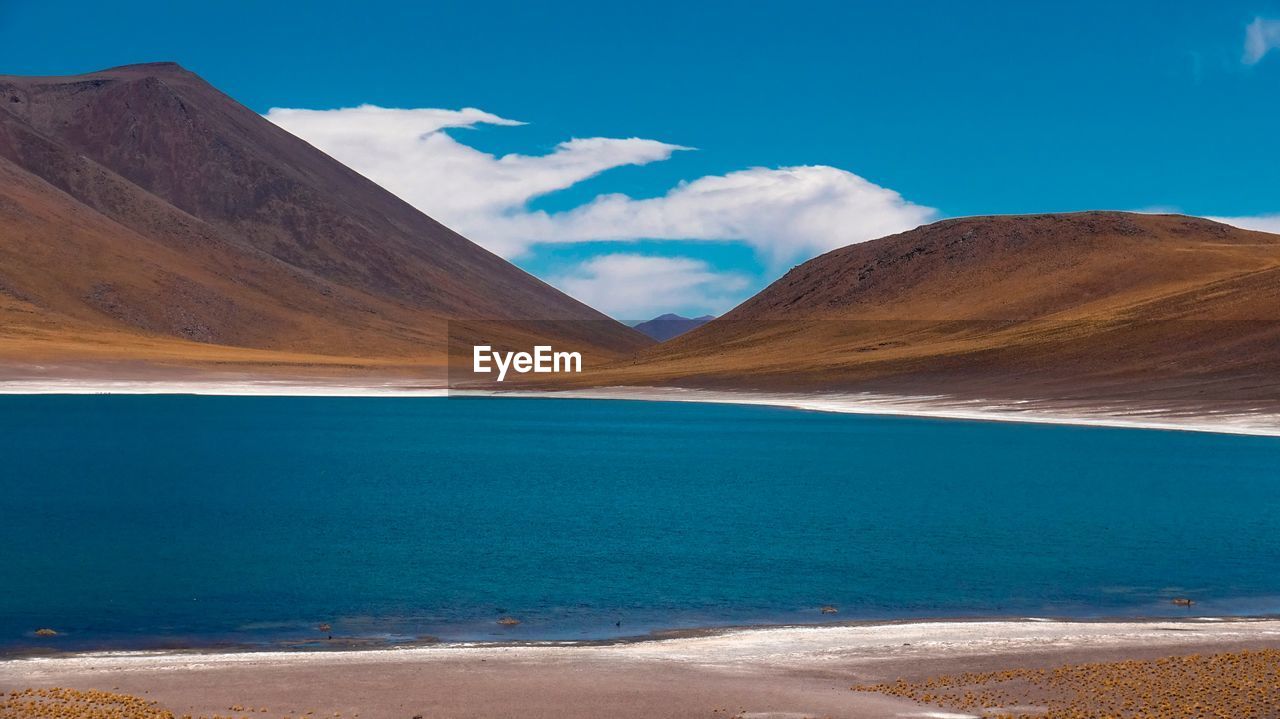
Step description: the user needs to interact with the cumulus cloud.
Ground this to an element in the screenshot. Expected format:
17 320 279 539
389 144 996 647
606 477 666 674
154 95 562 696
267 104 937 317
266 105 934 263
267 105 687 228
549 254 751 320
485 165 935 265
1208 214 1280 234
1243 17 1280 64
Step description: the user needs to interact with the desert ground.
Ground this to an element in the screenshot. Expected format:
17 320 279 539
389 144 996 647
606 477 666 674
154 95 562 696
3 620 1279 719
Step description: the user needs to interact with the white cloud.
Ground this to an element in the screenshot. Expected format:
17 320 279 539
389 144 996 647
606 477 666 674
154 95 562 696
549 254 751 320
267 105 688 238
266 106 934 264
1243 17 1280 64
1208 214 1280 233
486 165 936 265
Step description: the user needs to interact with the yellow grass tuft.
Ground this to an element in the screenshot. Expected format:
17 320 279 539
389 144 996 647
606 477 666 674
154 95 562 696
854 648 1280 718
0 688 274 719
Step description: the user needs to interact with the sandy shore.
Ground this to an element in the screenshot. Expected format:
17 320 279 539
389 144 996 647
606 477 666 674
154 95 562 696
3 619 1278 718
5 377 1279 437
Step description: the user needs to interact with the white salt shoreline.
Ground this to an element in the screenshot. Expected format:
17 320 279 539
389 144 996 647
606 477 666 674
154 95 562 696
0 378 451 397
494 386 1280 437
2 378 1278 437
4 619 1279 674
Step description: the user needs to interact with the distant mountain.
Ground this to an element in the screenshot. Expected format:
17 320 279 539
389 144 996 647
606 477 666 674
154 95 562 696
590 212 1280 405
0 63 649 376
631 313 715 342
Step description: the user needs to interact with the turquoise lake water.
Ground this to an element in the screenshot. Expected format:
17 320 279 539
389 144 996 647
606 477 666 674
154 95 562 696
1 395 1278 653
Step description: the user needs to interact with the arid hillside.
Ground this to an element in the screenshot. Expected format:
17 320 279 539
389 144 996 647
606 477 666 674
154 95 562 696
587 212 1280 405
3 69 1276 406
0 63 649 378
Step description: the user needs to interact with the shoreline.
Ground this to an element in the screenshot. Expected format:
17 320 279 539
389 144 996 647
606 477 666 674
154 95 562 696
4 618 1278 719
491 386 1280 437
3 377 1279 437
4 615 1278 664
0 378 451 397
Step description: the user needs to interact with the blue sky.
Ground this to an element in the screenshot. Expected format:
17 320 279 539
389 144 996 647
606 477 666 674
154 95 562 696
3 1 1279 319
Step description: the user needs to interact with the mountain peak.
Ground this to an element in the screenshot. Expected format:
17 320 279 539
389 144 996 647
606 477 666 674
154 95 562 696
613 211 1280 401
632 313 715 342
102 61 190 74
0 64 650 371
0 62 194 84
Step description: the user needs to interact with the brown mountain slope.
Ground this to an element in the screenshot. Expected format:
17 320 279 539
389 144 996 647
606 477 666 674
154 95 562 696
0 63 648 376
587 212 1280 405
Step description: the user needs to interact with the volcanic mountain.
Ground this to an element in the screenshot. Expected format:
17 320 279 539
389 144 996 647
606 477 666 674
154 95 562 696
631 313 715 342
592 212 1280 406
0 63 648 378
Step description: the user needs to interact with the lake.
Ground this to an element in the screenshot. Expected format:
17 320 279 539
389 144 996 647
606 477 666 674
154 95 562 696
2 394 1278 652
